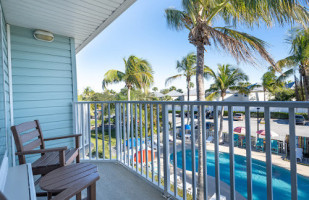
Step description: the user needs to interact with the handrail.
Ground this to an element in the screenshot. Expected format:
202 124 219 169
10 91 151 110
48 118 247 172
73 100 309 108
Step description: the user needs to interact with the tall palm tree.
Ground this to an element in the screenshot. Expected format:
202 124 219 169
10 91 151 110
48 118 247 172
166 52 197 123
102 55 154 101
276 28 309 101
205 64 248 141
165 1 308 197
165 52 197 102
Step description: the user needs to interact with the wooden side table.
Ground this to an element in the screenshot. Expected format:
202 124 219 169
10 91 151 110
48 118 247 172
40 163 100 200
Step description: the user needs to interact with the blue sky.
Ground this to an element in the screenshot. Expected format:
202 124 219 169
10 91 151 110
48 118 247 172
76 0 293 94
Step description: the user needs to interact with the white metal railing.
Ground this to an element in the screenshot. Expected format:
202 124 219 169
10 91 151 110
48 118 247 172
73 101 309 200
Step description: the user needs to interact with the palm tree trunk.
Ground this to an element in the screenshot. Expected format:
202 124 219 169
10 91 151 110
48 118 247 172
294 75 300 101
187 80 190 124
263 87 266 101
196 44 205 200
300 70 305 101
219 96 225 142
303 68 309 101
303 68 309 118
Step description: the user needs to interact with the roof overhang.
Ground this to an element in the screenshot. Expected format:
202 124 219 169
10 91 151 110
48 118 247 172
1 0 136 53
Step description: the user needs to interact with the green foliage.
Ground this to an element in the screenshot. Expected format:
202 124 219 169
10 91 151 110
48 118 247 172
205 64 248 100
102 55 154 100
223 111 308 119
270 87 295 101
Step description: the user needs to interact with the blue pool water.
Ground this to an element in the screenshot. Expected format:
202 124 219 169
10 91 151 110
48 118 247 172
170 150 309 200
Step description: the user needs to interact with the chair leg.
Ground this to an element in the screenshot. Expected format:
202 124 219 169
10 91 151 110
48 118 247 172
76 192 82 200
87 183 96 200
48 192 53 200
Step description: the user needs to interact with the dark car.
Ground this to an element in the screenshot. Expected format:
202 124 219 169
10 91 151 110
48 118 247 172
295 115 306 125
208 110 221 119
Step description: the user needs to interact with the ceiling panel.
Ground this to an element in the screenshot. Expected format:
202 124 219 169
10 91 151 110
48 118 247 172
1 0 135 53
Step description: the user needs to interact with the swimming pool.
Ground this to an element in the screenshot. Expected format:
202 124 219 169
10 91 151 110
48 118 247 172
170 150 309 200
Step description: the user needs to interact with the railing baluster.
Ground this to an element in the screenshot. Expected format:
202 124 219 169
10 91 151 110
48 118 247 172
150 104 154 182
191 105 196 200
172 104 177 197
264 106 273 200
214 106 220 200
135 103 138 172
115 103 120 161
145 104 149 178
122 103 127 163
289 108 297 200
181 104 186 200
245 106 253 200
228 106 235 200
102 103 105 159
81 104 85 160
119 104 123 162
108 103 111 160
139 103 143 176
131 103 134 168
126 103 130 166
157 104 161 186
163 104 170 197
95 104 98 159
88 103 92 160
202 105 207 200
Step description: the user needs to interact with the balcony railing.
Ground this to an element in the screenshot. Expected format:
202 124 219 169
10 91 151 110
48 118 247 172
73 101 309 200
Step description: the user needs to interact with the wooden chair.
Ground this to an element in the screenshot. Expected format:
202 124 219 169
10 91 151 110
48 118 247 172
11 120 81 176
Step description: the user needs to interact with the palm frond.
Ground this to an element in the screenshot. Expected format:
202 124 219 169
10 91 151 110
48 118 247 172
165 74 183 86
213 27 276 67
165 9 192 31
102 70 125 89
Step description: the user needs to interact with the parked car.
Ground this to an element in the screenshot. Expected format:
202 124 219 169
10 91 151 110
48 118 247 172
295 115 306 125
233 113 244 121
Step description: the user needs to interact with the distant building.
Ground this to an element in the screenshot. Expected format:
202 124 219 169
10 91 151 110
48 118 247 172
165 90 184 100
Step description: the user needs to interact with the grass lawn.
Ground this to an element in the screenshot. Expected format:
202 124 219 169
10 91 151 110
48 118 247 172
91 129 116 159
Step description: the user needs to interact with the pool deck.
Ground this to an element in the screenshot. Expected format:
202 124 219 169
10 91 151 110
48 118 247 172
204 142 309 178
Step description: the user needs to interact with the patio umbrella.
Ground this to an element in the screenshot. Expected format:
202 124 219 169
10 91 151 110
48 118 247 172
233 127 246 135
256 130 279 137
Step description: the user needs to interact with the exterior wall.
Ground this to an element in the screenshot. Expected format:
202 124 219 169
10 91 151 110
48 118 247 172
0 5 9 164
10 26 77 163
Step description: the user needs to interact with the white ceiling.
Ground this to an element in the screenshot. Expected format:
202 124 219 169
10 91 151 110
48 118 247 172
1 0 136 53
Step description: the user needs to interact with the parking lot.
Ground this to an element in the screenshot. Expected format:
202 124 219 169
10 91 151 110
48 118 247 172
171 114 308 141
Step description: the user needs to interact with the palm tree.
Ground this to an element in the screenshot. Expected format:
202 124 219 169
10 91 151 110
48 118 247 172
152 87 158 92
276 28 309 101
205 64 248 141
102 55 154 101
261 71 277 101
165 1 308 197
231 82 261 96
165 52 197 102
165 52 197 123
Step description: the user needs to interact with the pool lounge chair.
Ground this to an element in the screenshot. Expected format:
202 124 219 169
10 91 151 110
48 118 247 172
206 136 214 143
256 138 264 152
234 134 239 147
271 140 279 154
296 148 303 162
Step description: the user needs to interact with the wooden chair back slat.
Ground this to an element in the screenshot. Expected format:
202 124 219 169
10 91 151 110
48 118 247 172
14 121 37 133
23 139 42 151
11 120 45 164
20 129 40 144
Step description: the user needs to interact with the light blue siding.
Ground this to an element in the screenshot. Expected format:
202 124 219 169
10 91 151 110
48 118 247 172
0 6 9 163
11 26 76 163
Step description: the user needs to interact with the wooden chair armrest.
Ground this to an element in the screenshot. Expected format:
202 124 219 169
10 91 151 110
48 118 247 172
15 147 67 155
44 134 82 141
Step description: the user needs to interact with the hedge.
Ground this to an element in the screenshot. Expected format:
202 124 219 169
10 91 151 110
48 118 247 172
223 111 308 120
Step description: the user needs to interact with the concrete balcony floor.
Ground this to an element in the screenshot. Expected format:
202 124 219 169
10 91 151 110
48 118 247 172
92 162 166 200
